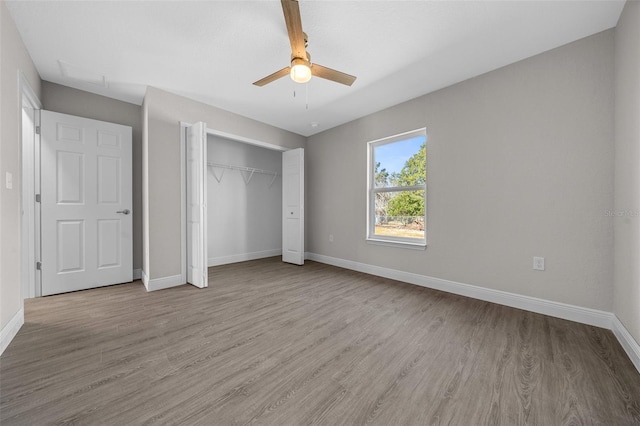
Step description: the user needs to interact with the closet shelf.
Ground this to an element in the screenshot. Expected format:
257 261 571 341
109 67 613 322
207 162 280 186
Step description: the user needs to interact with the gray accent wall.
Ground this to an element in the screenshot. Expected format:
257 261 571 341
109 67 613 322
614 1 640 344
40 82 143 275
306 30 615 312
0 0 41 330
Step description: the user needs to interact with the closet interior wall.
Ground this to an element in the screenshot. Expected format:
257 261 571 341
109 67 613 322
207 135 283 266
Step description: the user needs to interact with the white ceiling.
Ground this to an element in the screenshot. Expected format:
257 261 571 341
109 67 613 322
6 0 625 137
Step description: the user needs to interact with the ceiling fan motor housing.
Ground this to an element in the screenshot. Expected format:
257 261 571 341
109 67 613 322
290 56 312 83
291 51 311 64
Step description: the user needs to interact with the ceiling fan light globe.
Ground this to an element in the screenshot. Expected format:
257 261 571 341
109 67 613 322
290 58 312 83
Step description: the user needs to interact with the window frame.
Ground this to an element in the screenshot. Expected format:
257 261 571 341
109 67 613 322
366 128 427 249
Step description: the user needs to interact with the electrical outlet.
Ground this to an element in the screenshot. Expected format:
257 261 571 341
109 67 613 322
533 257 545 271
329 234 333 243
5 172 12 189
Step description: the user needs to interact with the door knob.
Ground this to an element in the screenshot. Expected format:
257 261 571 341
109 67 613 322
117 209 131 215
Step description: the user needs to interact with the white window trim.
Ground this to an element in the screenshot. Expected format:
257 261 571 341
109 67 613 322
366 128 427 248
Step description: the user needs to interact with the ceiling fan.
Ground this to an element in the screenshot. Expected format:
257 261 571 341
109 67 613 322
253 0 357 87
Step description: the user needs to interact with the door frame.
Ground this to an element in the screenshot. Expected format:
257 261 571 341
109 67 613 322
179 122 288 282
19 72 42 300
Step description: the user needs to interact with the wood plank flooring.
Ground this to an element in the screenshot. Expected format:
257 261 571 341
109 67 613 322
1 257 639 425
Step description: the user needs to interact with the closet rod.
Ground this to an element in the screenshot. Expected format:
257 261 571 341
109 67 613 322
207 162 280 177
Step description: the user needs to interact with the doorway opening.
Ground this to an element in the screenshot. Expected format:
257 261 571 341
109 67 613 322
19 73 42 301
181 123 304 289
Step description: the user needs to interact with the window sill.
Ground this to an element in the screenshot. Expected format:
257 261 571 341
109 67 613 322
366 238 427 250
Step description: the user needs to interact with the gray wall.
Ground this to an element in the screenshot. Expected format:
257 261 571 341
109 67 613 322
207 135 282 265
40 82 143 274
614 1 640 344
306 30 615 312
0 0 41 330
143 87 305 281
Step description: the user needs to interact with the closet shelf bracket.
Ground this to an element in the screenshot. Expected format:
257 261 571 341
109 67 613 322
210 166 225 183
207 162 280 187
268 172 278 188
240 169 255 185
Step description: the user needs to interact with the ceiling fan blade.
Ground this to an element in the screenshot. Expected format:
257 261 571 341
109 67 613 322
253 67 291 87
311 64 357 86
281 0 306 59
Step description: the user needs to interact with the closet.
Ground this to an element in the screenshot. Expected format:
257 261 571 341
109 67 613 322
185 122 304 289
206 135 283 266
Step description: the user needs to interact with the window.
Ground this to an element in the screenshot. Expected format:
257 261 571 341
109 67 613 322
367 128 427 247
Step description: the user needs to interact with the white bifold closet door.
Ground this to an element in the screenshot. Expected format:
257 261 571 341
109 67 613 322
186 122 208 288
40 110 133 296
282 148 304 265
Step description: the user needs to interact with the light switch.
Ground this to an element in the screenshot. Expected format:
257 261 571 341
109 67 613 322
5 172 12 189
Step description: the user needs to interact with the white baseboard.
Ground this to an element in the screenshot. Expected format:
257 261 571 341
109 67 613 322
141 269 149 288
306 253 614 329
208 249 282 267
133 268 142 281
612 316 640 372
144 273 184 292
0 308 24 356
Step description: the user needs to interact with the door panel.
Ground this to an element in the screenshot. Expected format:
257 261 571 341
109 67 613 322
56 123 83 143
282 148 304 265
98 219 120 268
56 151 84 203
97 130 121 149
41 110 132 296
56 220 84 273
98 156 121 204
186 122 208 288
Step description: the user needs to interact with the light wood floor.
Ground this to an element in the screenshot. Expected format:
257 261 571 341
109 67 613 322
1 257 639 425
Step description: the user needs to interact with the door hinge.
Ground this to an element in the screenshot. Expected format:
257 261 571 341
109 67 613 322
36 262 42 270
35 125 41 135
35 194 41 203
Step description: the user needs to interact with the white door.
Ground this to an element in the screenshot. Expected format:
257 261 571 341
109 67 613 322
186 122 208 288
282 148 304 265
40 110 132 296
